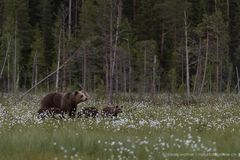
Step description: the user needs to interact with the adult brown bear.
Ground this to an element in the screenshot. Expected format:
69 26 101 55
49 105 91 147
38 90 89 118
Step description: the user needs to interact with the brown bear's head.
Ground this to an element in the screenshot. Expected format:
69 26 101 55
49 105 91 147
73 90 89 104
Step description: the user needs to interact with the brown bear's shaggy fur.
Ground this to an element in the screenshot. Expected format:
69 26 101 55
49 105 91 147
77 107 99 118
101 105 123 118
38 90 89 118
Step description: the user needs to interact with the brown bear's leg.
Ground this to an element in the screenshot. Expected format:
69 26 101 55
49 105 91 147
69 106 77 118
38 108 52 119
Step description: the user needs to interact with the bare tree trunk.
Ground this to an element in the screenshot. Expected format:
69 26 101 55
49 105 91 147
209 69 212 93
108 0 122 104
127 40 132 100
34 51 38 93
123 62 127 93
93 74 96 92
193 38 202 94
160 24 165 57
83 46 87 89
32 50 36 88
216 33 219 92
143 46 147 93
24 72 27 91
16 65 19 92
0 38 11 80
56 29 62 91
159 23 165 91
13 19 17 94
105 46 109 95
200 31 209 95
174 17 177 52
226 64 232 93
62 13 67 91
108 1 113 104
184 10 190 102
31 56 35 88
220 48 223 92
152 55 157 95
7 53 10 92
236 67 240 94
75 0 78 37
68 0 72 88
115 63 119 93
68 0 72 40
108 0 113 104
227 0 229 17
111 0 122 78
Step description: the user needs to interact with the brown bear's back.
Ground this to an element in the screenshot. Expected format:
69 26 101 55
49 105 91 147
41 92 64 109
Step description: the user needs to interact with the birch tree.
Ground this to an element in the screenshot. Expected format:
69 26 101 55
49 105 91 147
184 10 190 102
30 25 45 92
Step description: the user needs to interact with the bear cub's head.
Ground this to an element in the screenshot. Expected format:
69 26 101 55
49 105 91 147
72 90 89 104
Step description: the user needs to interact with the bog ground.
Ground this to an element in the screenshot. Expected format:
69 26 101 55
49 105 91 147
0 94 240 160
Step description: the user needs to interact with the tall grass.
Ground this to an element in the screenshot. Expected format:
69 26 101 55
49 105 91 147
0 94 240 159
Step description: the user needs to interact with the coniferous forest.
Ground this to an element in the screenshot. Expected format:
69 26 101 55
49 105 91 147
2 1 240 160
0 0 240 99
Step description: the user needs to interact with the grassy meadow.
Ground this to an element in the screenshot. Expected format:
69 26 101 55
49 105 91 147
0 94 240 160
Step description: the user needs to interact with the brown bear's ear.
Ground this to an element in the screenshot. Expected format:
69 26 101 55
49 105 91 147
74 91 79 95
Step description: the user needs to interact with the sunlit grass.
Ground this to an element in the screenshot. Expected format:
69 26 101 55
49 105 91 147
0 93 240 159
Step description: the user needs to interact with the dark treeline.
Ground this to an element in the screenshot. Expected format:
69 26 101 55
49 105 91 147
0 0 240 101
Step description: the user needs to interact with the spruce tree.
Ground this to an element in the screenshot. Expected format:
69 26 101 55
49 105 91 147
16 0 32 89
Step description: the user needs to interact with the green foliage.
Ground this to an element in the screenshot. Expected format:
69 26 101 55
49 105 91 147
167 68 177 92
40 0 54 69
229 0 240 68
30 25 46 75
0 0 238 93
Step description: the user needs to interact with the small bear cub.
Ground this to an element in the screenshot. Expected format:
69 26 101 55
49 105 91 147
101 105 123 118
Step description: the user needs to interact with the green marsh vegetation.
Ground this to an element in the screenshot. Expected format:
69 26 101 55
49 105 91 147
0 94 240 160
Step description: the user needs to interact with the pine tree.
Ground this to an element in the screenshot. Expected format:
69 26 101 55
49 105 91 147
16 0 32 89
40 0 55 75
1 0 16 91
229 0 240 69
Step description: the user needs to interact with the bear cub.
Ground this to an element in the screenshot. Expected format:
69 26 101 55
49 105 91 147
38 90 89 118
77 107 99 118
101 105 123 118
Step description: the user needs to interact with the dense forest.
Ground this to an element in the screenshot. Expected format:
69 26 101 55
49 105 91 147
0 0 240 100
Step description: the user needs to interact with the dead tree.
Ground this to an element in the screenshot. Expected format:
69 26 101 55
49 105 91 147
200 30 209 95
0 37 11 81
184 10 190 102
108 0 122 104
